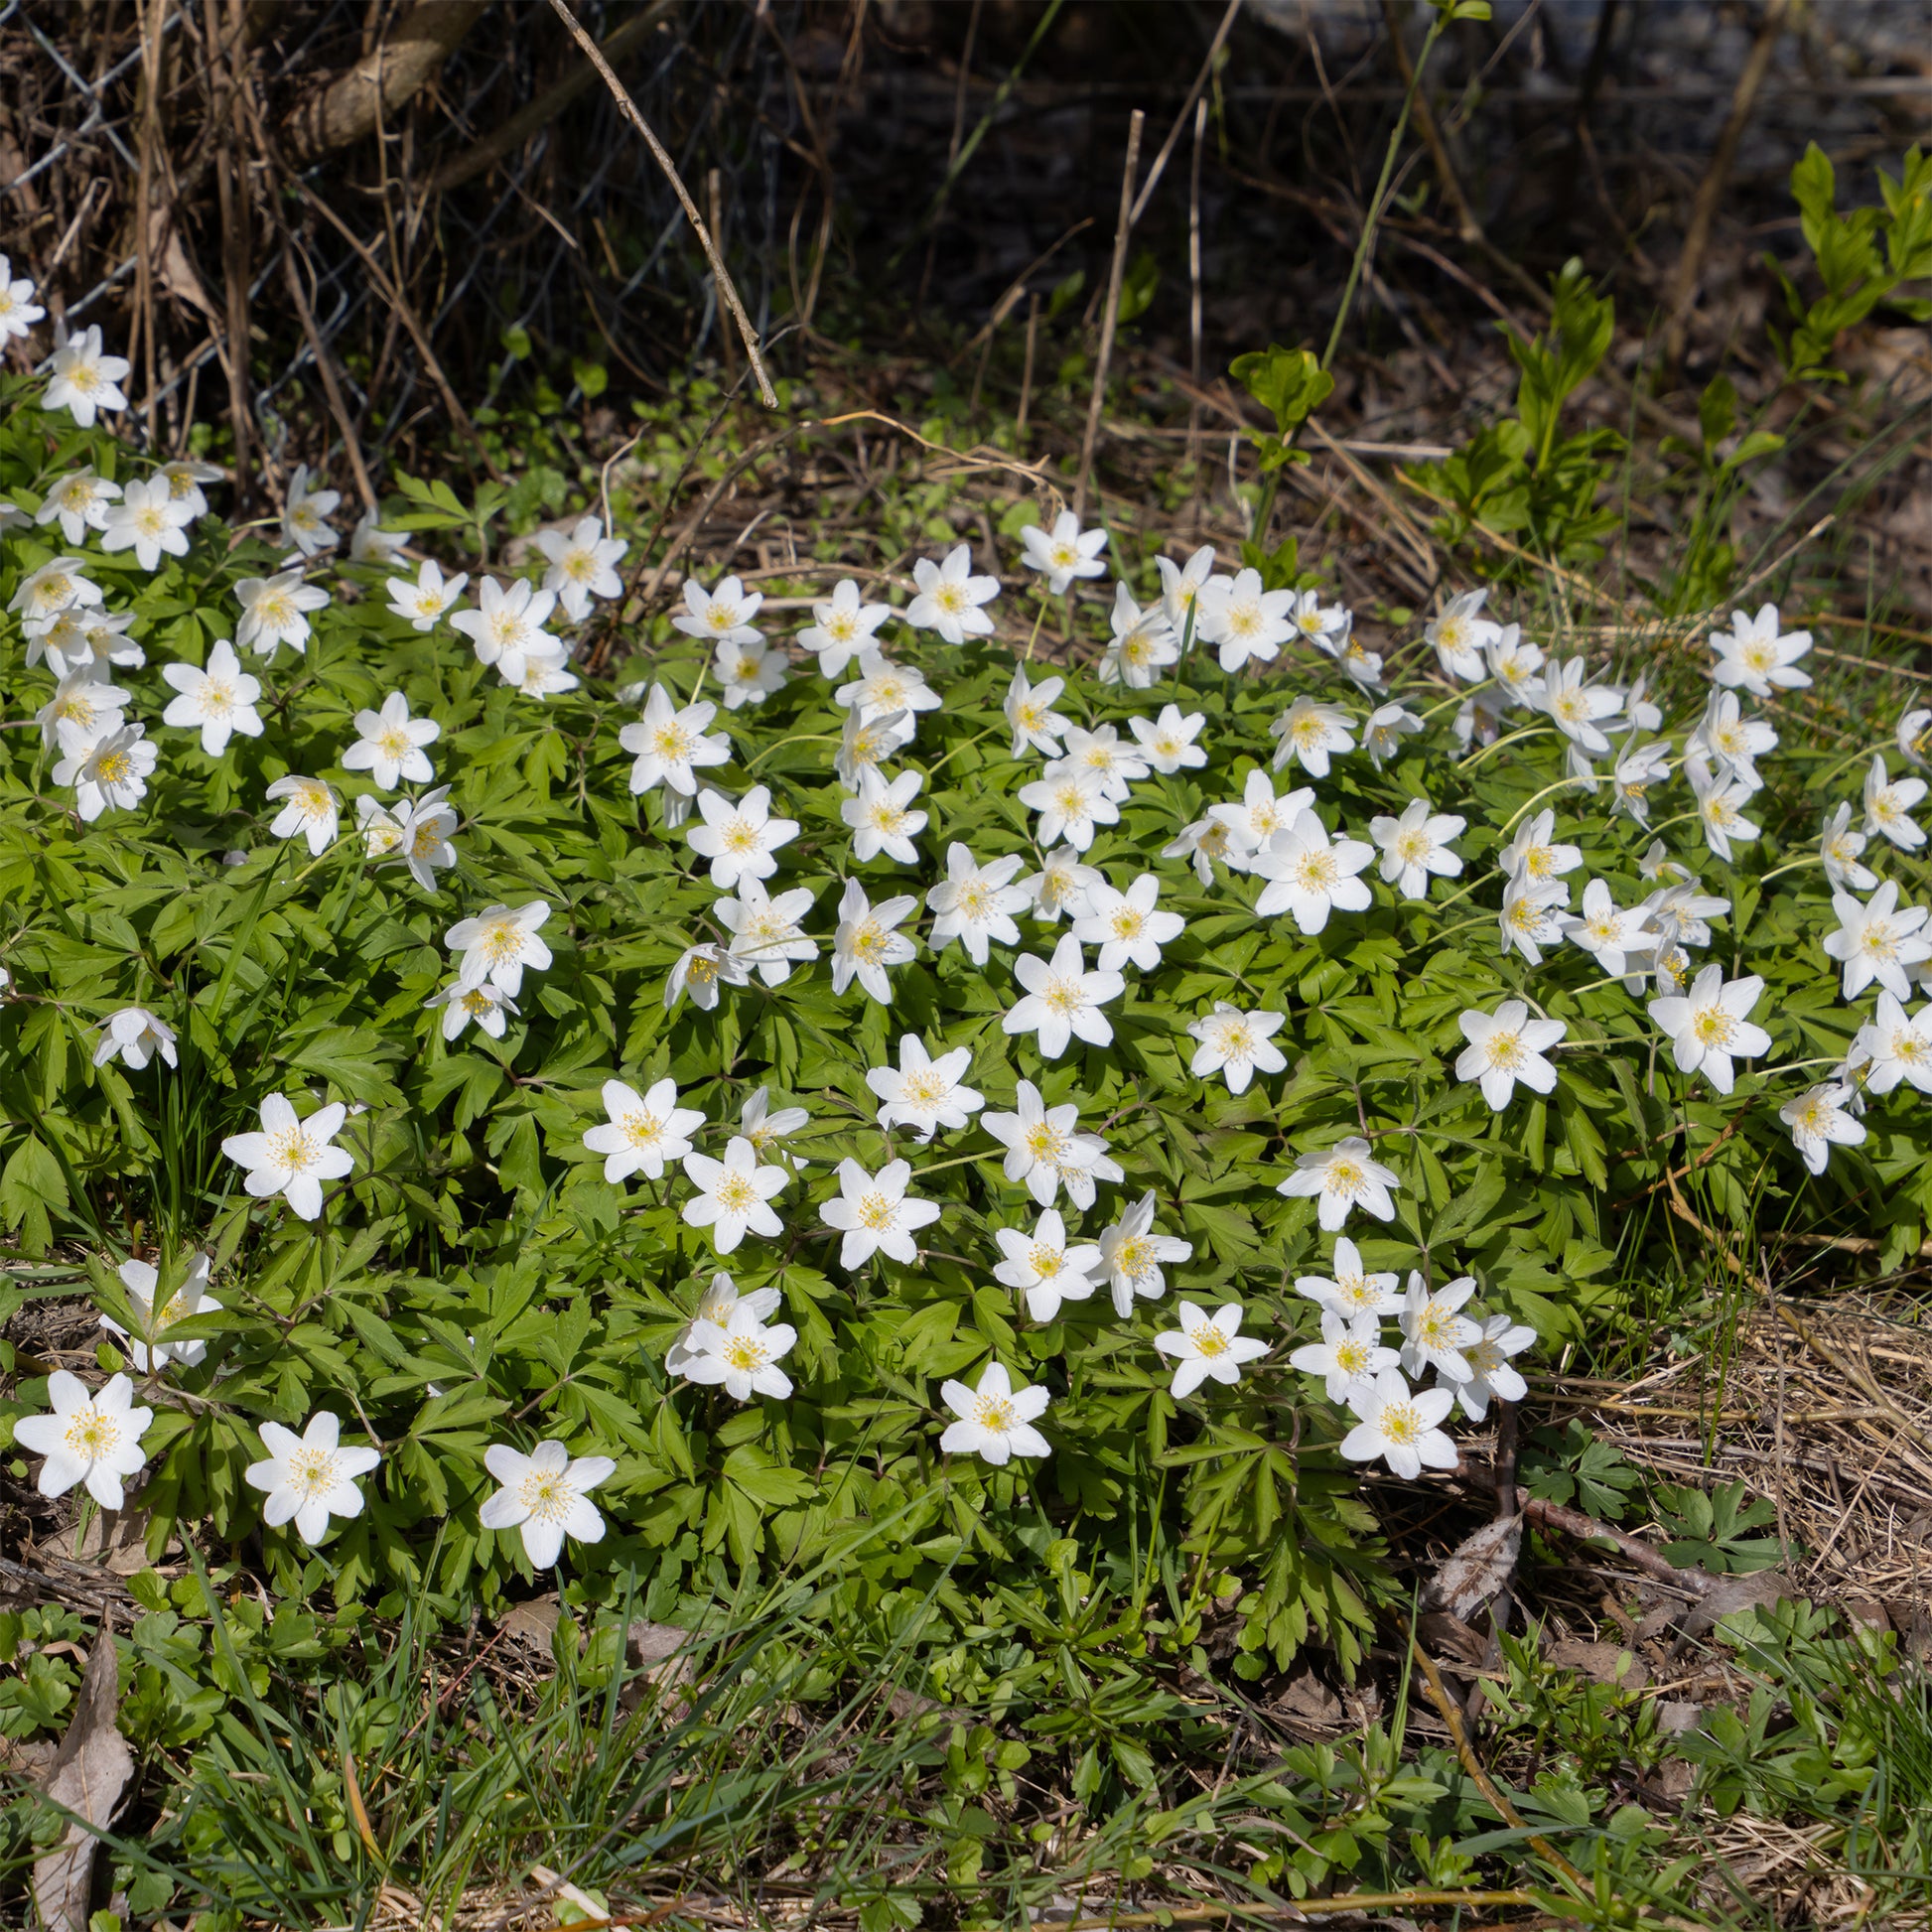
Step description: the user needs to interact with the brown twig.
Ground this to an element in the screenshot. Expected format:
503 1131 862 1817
1075 108 1146 521
546 0 776 407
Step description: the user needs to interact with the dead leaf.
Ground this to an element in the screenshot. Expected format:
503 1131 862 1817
1547 1636 1650 1689
498 1594 561 1652
33 1614 133 1932
1416 1610 1488 1666
1680 1569 1795 1640
1272 1667 1344 1725
1424 1514 1522 1621
49 1508 174 1578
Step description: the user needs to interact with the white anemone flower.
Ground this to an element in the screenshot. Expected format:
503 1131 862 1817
244 1412 380 1544
0 252 47 341
1023 852 1104 925
1097 586 1177 688
156 458 223 519
714 634 788 710
1710 603 1811 697
8 557 103 626
100 478 193 571
349 509 407 565
1058 723 1150 801
1129 704 1207 775
446 900 553 997
621 684 730 798
1453 1313 1539 1420
1499 809 1582 896
1779 1083 1864 1175
797 578 892 676
1207 771 1314 866
993 1208 1101 1321
835 704 915 791
1004 935 1124 1058
1296 1236 1402 1320
385 787 460 892
1071 875 1182 974
1560 880 1657 979
161 640 264 756
835 648 941 729
1018 768 1117 854
687 785 799 891
387 558 469 631
480 1440 616 1568
1020 510 1108 595
1455 1001 1566 1111
1538 657 1622 756
716 878 819 986
1687 690 1776 793
1005 667 1070 758
981 1079 1122 1210
740 1090 810 1162
15 1371 152 1507
1821 884 1932 1001
1497 879 1569 967
1609 738 1672 826
1268 695 1355 776
235 570 330 657
674 573 764 646
44 466 125 544
1251 810 1375 933
1485 625 1545 708
424 981 517 1040
343 692 441 790
93 1006 178 1071
831 880 918 1003
1369 797 1465 900
584 1077 706 1182
266 775 341 855
450 576 559 680
1864 755 1928 851
280 465 341 556
666 1273 782 1377
220 1092 353 1219
1340 1369 1457 1478
1278 1138 1399 1232
41 323 130 426
1362 702 1425 768
1693 770 1761 862
1821 802 1877 893
1425 590 1501 681
1289 1310 1398 1405
665 941 751 1012
819 1158 942 1268
843 767 928 865
1186 1002 1287 1094
1852 992 1932 1095
1096 1192 1192 1317
1398 1274 1479 1382
905 543 999 643
1157 544 1223 643
867 1037 983 1140
940 1362 1049 1463
1156 1302 1268 1398
101 1254 219 1371
534 515 627 621
1197 566 1292 673
36 666 127 754
55 719 156 820
681 1136 787 1253
681 1304 798 1401
927 844 1030 964
1648 965 1771 1093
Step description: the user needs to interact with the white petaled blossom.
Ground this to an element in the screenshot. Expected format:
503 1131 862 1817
714 635 788 710
1288 589 1350 653
236 570 330 657
1197 567 1292 672
1004 935 1125 1058
740 1089 810 1163
843 767 928 865
1296 1236 1403 1320
1209 770 1312 864
1852 992 1932 1096
867 1036 984 1141
349 509 407 565
1157 544 1221 644
1290 1310 1399 1405
927 844 1030 964
1863 755 1928 851
1821 884 1932 1001
93 1006 178 1071
1500 809 1582 897
1005 668 1069 758
1610 739 1673 825
1340 1368 1458 1479
1268 695 1355 777
1021 509 1109 595
1648 965 1771 1094
1056 724 1149 802
1363 702 1425 767
687 785 799 890
1821 802 1877 893
1498 879 1569 967
1779 1083 1865 1175
156 458 222 520
1333 627 1385 693
673 573 764 646
798 578 892 677
385 787 460 892
343 692 440 790
1129 704 1207 774
820 1158 942 1268
1096 1192 1192 1317
717 878 819 987
1687 690 1776 792
1486 626 1545 708
982 1079 1123 1211
9 556 103 626
835 649 941 732
425 981 517 1041
1025 852 1104 925
1453 1313 1538 1420
100 478 193 571
281 465 341 556
101 1254 219 1372
1071 874 1182 974
480 1441 616 1569
55 720 157 821
1186 1002 1287 1095
244 1413 380 1545
1709 603 1812 697
1426 589 1501 681
584 1077 706 1182
1097 586 1178 688
1398 1274 1478 1382
1279 1138 1399 1232
621 684 731 798
15 1372 152 1507
1251 810 1376 934
0 252 46 341
42 323 131 426
665 941 751 1012
1560 879 1657 979
1899 707 1932 769
451 578 560 684
1455 1001 1567 1111
37 667 126 754
940 1362 1050 1464
1369 797 1465 900
266 776 341 856
161 639 264 756
1693 769 1760 863
666 1273 781 1377
906 543 1000 643
447 900 553 997
681 1136 787 1253
1155 1302 1269 1399
220 1092 354 1220
387 558 469 631
831 880 918 1004
1018 767 1117 854
534 515 627 621
993 1208 1101 1322
681 1303 798 1403
45 468 128 544
1538 657 1622 756
836 704 915 792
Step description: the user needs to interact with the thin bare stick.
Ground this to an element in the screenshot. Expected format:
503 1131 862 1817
1017 292 1040 454
1128 0 1243 226
1186 95 1206 498
546 0 776 407
1075 108 1144 521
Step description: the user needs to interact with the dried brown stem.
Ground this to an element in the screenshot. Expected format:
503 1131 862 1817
1075 107 1145 521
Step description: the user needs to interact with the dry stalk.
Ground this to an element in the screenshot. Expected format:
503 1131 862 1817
1074 108 1145 521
